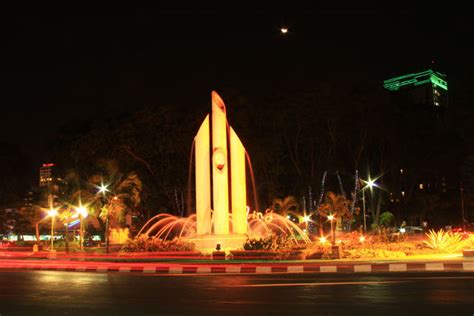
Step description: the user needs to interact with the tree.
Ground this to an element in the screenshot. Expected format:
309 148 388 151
317 191 357 242
271 196 299 219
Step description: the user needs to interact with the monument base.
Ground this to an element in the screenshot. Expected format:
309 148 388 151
188 234 247 253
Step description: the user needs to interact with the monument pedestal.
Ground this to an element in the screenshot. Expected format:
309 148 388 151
189 234 247 253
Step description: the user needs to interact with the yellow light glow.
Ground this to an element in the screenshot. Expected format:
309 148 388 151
303 215 311 223
280 27 288 34
76 207 88 218
359 236 365 243
319 236 327 244
47 209 58 217
327 215 335 221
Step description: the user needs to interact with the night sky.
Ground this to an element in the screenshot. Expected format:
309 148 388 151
1 7 473 168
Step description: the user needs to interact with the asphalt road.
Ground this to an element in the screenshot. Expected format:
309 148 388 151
0 271 473 316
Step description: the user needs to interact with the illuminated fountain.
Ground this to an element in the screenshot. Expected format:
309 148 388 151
137 91 311 251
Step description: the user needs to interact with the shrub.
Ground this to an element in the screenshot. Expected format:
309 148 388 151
121 236 195 252
243 234 293 251
423 229 466 253
379 212 395 227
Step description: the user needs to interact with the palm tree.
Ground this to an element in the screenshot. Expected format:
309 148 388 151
317 191 358 243
63 160 142 247
271 196 300 219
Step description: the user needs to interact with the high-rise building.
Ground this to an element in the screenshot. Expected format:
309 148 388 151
383 69 448 108
39 163 55 187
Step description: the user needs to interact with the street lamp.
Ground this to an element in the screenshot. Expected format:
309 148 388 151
97 183 111 253
47 208 58 251
361 177 377 232
76 206 88 251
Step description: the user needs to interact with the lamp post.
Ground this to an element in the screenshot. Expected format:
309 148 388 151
98 184 110 253
327 214 335 245
76 206 88 251
47 208 58 251
361 177 377 232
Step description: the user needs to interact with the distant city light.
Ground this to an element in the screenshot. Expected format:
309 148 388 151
280 27 288 34
319 236 327 244
303 215 311 223
327 214 335 221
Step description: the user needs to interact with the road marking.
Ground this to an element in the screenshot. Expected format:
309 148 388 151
425 263 444 271
255 266 272 274
226 266 241 273
320 266 337 273
232 280 412 288
287 266 304 273
354 265 372 272
197 266 211 273
169 266 183 274
463 262 474 271
389 264 407 272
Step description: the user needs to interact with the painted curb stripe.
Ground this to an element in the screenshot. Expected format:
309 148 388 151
240 266 256 273
407 263 425 271
226 266 241 273
353 265 371 272
197 266 211 273
169 267 183 274
371 264 390 272
463 262 474 271
389 264 407 272
2 262 474 274
182 266 197 273
271 266 287 273
336 265 354 273
444 263 463 271
425 263 444 271
320 266 337 273
287 266 304 273
143 267 156 273
210 267 226 273
255 266 271 274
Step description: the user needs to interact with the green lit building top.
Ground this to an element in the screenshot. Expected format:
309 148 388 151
383 69 448 108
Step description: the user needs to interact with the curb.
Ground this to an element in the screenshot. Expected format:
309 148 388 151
1 261 474 274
